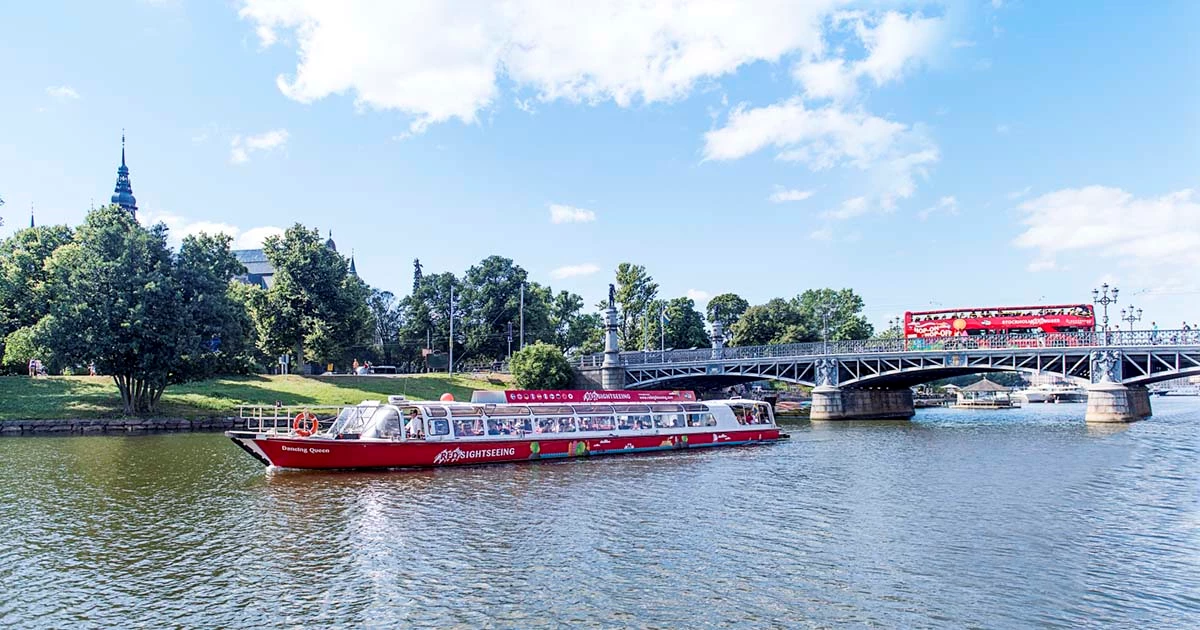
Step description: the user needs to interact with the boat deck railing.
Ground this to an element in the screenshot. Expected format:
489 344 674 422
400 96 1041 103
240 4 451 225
238 405 350 434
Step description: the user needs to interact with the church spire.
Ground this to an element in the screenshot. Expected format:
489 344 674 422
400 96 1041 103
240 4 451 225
30 202 34 228
110 132 138 218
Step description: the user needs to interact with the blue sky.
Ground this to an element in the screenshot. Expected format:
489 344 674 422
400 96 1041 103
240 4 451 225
2 0 1197 330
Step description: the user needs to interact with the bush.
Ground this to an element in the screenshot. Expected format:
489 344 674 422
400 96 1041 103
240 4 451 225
509 342 573 390
2 325 52 374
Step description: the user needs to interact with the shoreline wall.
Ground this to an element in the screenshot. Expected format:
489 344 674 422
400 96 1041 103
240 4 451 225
0 417 243 436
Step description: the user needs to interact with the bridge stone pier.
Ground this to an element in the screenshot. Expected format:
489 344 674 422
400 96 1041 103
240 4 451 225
810 386 914 421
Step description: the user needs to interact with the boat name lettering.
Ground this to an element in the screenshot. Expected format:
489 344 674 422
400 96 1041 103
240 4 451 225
433 447 517 464
280 445 330 455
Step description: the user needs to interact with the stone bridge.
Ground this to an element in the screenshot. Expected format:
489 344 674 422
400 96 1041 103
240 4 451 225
577 317 1200 423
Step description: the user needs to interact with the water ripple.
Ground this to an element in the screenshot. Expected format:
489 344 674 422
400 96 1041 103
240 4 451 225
1 401 1198 627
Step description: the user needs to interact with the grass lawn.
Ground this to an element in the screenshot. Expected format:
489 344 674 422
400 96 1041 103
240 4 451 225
0 373 510 420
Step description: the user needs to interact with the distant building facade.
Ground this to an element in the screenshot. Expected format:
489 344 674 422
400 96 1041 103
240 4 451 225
231 231 356 289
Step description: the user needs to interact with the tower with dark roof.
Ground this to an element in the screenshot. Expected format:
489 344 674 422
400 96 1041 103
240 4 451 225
110 134 138 217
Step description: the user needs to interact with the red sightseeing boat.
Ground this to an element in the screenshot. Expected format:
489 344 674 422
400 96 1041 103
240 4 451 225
226 390 783 470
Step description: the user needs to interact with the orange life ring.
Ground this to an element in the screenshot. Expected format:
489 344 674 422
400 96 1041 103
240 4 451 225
293 411 319 437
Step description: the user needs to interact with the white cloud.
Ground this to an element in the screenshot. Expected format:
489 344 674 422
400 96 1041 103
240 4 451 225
1013 186 1200 276
704 98 906 165
514 98 536 114
810 226 834 241
951 39 976 48
550 263 600 279
768 188 814 203
704 98 937 214
230 128 289 164
792 58 857 102
917 195 958 220
686 288 711 303
824 196 869 220
139 210 282 249
549 203 596 224
239 0 840 133
854 11 944 86
236 226 286 249
1007 186 1032 200
46 86 80 100
996 124 1010 134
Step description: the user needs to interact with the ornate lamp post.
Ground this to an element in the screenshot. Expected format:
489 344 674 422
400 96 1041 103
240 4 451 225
1092 283 1118 345
1121 305 1142 337
817 303 833 355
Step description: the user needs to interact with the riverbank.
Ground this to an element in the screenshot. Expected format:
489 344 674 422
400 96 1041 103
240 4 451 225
0 373 508 434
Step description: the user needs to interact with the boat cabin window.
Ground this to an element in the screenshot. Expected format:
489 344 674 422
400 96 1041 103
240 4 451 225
450 406 484 417
426 417 450 436
453 417 486 437
650 404 684 413
535 417 576 433
532 405 574 416
617 414 652 430
486 418 529 435
578 415 615 431
687 412 716 427
657 413 686 428
362 407 402 439
422 406 448 417
733 403 773 425
571 404 614 415
487 405 531 417
330 405 377 435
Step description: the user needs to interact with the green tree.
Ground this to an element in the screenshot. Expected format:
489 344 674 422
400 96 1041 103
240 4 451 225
172 233 254 379
608 263 658 350
369 289 403 364
2 324 52 373
730 298 805 346
0 224 75 362
459 256 528 361
706 293 750 331
39 206 241 413
794 288 874 341
509 341 573 389
550 290 598 354
644 297 711 350
251 224 373 370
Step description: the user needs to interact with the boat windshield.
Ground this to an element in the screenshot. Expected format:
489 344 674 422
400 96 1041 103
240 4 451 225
329 405 378 435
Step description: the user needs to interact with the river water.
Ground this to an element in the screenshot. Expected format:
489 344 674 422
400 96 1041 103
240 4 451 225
1 399 1198 628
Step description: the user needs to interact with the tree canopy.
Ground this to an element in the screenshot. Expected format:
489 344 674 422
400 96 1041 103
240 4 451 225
510 341 573 390
729 289 873 346
249 224 374 368
37 206 248 413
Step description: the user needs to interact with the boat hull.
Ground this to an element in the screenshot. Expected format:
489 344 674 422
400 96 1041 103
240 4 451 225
227 428 782 470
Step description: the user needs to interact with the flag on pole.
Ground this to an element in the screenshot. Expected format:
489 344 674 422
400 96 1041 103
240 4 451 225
661 304 670 323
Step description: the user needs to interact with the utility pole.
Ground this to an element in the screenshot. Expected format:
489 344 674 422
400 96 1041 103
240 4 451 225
507 321 513 361
519 283 525 350
448 285 455 376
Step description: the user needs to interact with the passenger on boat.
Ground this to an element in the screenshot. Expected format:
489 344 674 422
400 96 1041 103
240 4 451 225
404 410 423 438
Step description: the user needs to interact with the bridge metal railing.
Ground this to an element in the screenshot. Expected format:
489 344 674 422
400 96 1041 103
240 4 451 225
579 329 1199 368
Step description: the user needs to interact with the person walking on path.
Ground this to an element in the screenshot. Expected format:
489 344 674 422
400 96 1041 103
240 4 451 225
28 358 36 378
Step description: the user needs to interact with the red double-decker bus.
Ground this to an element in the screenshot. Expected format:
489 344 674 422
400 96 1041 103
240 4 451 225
904 304 1095 340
